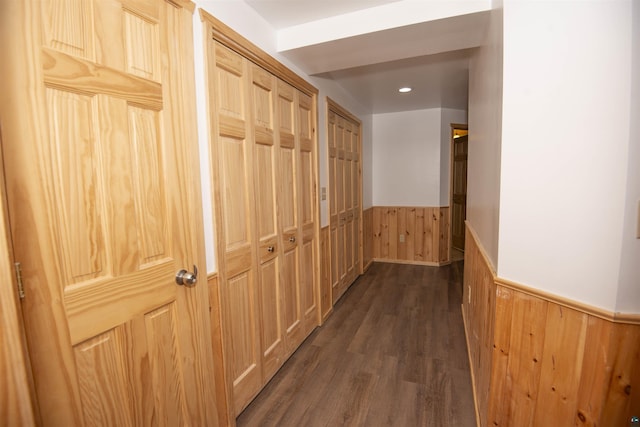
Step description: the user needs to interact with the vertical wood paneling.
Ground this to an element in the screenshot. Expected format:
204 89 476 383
462 224 496 427
207 274 231 427
362 208 373 270
370 206 450 265
320 226 332 322
465 222 640 427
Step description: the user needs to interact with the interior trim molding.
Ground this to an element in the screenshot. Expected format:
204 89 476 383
199 9 318 97
466 220 640 326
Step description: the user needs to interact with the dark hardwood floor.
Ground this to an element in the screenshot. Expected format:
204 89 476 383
237 261 476 427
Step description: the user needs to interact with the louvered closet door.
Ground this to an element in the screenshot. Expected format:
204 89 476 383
250 64 284 382
1 1 216 425
277 81 304 353
297 91 318 336
212 42 262 415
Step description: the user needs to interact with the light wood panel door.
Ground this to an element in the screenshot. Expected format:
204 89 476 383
210 42 262 415
328 112 341 303
0 1 218 425
328 104 362 305
452 135 468 251
297 91 318 336
277 81 304 354
250 64 284 383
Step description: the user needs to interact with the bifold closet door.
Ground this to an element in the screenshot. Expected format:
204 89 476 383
297 91 318 336
328 108 362 305
250 65 285 383
277 81 304 354
211 43 262 415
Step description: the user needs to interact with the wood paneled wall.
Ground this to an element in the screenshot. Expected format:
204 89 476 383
207 273 231 427
371 206 449 265
320 226 332 323
363 208 373 270
462 225 496 427
463 223 640 427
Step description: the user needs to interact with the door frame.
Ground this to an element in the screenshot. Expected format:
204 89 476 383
0 126 38 424
449 123 468 259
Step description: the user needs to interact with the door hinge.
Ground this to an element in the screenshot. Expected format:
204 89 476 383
14 262 24 299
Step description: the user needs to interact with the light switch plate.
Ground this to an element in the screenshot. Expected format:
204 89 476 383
321 187 326 201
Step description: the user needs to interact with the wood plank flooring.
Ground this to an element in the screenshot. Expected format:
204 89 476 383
237 262 476 427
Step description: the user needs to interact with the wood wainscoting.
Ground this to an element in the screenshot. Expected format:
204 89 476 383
363 207 373 271
371 206 449 265
320 226 332 323
207 273 232 427
463 223 640 427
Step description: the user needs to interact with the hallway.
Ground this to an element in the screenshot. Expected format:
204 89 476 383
237 262 476 426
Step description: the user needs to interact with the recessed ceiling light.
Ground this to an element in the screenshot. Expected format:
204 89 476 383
398 87 412 93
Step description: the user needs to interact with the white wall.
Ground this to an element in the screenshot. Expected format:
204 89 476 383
439 108 468 206
616 0 640 314
193 1 371 272
466 6 503 269
361 115 374 209
497 0 632 311
372 109 442 206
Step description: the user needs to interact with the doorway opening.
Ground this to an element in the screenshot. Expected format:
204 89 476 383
449 124 468 262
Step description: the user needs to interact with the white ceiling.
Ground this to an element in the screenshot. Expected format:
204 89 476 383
245 0 403 30
244 0 489 114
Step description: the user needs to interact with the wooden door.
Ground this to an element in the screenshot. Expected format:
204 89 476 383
343 121 355 286
350 124 362 282
210 42 262 415
297 91 318 336
328 106 362 305
328 112 340 303
250 64 284 383
0 0 218 425
452 135 468 251
277 81 304 354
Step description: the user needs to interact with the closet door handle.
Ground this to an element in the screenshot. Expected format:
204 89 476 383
289 236 296 243
267 246 275 253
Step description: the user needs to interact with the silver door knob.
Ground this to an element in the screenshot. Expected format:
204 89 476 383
289 236 296 242
176 265 198 286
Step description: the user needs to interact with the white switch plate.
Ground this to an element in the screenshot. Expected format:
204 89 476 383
399 234 405 243
321 187 326 201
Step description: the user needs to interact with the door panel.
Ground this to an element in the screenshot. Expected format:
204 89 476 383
297 91 317 334
278 81 303 352
251 65 284 382
1 1 216 425
213 43 262 414
328 107 362 304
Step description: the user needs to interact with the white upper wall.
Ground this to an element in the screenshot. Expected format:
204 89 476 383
616 0 640 313
372 109 441 206
466 6 503 269
497 0 632 311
